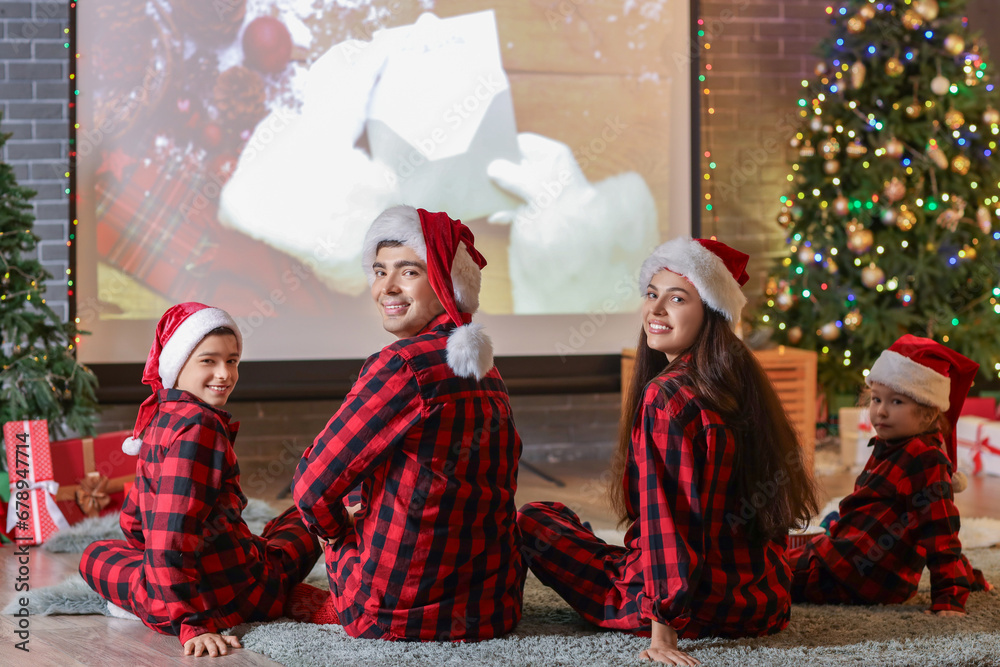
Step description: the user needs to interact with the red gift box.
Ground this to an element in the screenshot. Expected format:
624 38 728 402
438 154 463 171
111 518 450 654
3 420 71 545
49 431 137 526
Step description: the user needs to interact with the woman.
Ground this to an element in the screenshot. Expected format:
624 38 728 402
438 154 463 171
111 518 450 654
518 238 818 665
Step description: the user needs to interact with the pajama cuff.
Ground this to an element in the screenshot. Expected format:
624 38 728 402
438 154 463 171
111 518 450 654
929 599 966 614
179 622 215 646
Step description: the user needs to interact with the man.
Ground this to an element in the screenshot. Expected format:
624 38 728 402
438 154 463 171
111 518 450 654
291 205 525 641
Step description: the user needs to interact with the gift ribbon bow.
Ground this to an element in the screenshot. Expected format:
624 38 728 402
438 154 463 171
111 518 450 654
972 427 1000 476
5 480 71 535
75 473 112 518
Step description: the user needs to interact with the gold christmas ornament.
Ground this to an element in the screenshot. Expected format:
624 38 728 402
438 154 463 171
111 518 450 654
984 107 1000 125
885 57 905 77
843 309 863 330
883 177 906 203
977 205 992 233
850 61 867 89
787 326 803 344
927 143 949 169
826 256 839 274
962 244 977 260
945 108 965 129
901 9 924 30
951 154 971 175
859 4 876 20
861 264 886 288
944 34 966 56
848 228 875 254
913 0 939 21
819 322 841 341
846 140 868 158
897 288 916 306
904 101 922 119
821 137 841 159
765 277 779 296
799 140 816 158
824 159 841 175
833 194 850 216
931 75 951 96
775 292 795 311
848 16 866 34
777 210 793 227
884 138 905 159
897 207 917 231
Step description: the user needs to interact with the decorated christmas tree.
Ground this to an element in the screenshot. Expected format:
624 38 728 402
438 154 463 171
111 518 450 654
759 0 1000 395
0 114 99 441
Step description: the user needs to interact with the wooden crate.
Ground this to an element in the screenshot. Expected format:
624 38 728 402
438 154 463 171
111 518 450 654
621 346 816 472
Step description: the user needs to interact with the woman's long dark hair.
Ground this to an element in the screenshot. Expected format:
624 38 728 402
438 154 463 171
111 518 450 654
609 307 819 543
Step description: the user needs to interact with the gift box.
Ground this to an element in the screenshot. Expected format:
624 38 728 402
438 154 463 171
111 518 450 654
3 420 70 545
837 406 874 470
955 415 989 475
49 431 137 526
973 420 1000 477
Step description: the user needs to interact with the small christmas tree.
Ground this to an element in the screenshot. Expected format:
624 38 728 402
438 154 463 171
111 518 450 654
759 0 1000 395
0 113 98 443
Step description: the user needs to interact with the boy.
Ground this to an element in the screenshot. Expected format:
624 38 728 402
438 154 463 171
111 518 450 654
79 303 321 656
789 335 990 613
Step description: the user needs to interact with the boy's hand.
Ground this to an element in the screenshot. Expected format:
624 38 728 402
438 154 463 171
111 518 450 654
183 633 242 657
924 609 967 617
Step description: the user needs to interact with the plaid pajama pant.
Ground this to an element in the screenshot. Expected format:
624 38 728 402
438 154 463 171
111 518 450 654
79 506 320 637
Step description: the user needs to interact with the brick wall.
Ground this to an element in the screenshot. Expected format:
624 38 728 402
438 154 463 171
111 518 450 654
0 0 70 320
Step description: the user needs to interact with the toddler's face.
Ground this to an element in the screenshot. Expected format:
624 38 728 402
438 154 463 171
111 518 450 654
175 333 240 407
868 382 934 440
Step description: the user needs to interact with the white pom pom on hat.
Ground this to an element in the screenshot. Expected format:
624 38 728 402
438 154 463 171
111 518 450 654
363 205 494 380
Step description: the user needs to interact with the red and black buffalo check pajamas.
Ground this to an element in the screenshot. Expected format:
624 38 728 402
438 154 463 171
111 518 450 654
293 313 525 641
79 390 321 645
519 361 792 639
789 431 986 612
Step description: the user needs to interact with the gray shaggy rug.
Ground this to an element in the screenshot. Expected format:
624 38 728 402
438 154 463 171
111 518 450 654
9 548 998 666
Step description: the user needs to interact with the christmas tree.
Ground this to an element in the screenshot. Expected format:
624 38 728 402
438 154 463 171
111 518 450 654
0 113 98 442
759 0 1000 395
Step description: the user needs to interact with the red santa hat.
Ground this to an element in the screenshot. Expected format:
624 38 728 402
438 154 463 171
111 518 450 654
866 334 979 467
362 205 493 380
639 237 751 323
122 302 243 455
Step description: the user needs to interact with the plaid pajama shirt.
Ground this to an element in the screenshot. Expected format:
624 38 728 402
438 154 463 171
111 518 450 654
79 389 321 645
293 312 525 641
789 431 980 612
519 361 791 639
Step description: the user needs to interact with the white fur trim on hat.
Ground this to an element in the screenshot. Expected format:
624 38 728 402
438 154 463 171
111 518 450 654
866 349 951 411
639 237 747 323
362 205 481 313
446 322 494 380
158 307 243 390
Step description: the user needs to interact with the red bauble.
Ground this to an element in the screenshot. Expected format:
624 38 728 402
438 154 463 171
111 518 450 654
202 124 223 149
242 17 293 74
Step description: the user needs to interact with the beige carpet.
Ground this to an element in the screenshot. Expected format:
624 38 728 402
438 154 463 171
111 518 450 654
229 547 1000 666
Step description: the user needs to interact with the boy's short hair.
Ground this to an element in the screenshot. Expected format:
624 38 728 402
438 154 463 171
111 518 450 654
207 326 238 339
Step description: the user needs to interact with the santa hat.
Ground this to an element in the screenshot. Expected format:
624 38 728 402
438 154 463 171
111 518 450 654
362 205 493 380
639 237 751 323
866 334 979 469
122 303 243 455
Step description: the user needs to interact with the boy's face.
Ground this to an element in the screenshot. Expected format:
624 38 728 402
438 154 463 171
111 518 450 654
869 382 934 440
371 245 445 339
641 269 705 361
174 333 240 407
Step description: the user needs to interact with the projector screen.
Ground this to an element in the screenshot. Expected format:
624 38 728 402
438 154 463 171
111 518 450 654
75 1 693 364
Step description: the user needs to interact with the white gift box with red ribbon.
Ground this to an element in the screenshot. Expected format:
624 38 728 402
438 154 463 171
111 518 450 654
3 420 71 545
968 418 1000 477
